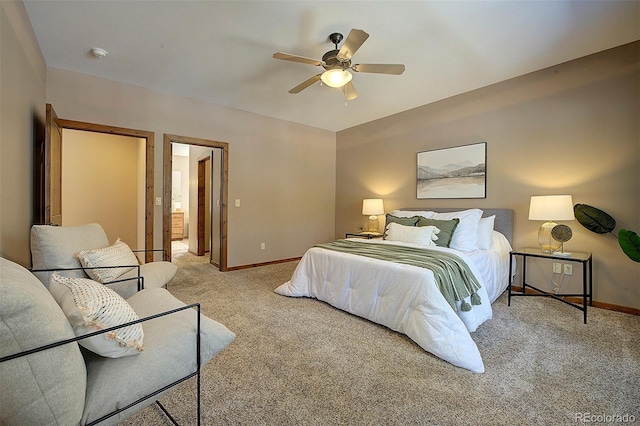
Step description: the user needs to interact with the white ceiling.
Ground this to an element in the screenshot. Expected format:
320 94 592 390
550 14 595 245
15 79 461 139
23 1 639 132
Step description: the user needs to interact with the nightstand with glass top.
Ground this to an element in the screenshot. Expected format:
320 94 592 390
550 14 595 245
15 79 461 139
345 232 383 239
508 248 593 323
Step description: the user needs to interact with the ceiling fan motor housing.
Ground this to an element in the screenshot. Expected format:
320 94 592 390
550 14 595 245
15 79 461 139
273 28 404 100
322 32 351 70
322 49 350 70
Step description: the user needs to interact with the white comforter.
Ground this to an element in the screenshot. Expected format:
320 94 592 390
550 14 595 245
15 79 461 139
274 231 512 373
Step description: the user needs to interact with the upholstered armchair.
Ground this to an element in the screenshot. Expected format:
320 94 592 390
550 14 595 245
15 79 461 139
30 223 177 298
1 225 235 425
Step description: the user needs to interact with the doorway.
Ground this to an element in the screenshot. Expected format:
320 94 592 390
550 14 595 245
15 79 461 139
62 129 145 249
36 104 156 261
163 134 228 271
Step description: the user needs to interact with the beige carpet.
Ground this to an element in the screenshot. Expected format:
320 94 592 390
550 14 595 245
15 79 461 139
123 252 639 425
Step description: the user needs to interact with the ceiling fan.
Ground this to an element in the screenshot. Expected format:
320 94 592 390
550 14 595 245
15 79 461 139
273 29 405 100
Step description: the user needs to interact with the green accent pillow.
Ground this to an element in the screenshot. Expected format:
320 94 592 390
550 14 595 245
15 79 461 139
417 217 460 247
384 214 420 239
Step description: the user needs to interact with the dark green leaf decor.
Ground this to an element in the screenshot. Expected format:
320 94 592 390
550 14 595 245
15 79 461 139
574 203 639 263
619 229 640 263
574 204 616 234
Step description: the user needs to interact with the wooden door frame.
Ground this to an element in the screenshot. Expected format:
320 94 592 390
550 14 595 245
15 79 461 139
196 156 210 257
163 134 229 271
57 119 155 262
43 104 63 226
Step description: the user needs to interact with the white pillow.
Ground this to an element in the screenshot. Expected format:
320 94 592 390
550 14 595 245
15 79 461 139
390 210 435 219
477 215 495 250
78 238 139 283
49 273 144 358
385 222 439 247
431 209 483 252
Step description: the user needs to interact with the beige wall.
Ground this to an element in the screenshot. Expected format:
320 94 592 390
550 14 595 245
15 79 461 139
61 130 143 248
45 68 336 268
2 0 637 310
0 1 47 265
336 42 640 310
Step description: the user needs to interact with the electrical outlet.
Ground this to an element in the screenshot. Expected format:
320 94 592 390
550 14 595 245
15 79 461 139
260 242 265 250
553 262 562 274
563 264 573 275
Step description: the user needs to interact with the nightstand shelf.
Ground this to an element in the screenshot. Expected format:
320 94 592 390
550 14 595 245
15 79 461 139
345 232 383 239
508 248 593 323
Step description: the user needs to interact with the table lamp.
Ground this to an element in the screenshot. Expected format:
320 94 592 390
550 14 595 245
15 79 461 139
362 199 384 233
528 195 574 254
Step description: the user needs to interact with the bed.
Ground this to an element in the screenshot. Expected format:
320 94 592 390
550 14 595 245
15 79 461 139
274 208 513 373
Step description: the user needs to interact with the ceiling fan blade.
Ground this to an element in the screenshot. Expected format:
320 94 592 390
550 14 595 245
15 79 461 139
273 52 323 66
352 64 406 75
337 29 369 62
342 81 358 100
288 74 322 94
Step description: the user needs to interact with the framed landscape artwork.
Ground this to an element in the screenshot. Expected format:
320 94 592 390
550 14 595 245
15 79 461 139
416 142 486 199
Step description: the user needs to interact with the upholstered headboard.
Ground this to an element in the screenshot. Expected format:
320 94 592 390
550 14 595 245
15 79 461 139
400 208 514 245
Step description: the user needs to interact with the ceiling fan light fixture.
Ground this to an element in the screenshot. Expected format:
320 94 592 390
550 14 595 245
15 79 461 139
320 69 352 88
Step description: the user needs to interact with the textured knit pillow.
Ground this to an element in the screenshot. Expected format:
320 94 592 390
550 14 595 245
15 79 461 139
417 217 460 248
49 273 144 358
77 238 139 283
385 222 439 247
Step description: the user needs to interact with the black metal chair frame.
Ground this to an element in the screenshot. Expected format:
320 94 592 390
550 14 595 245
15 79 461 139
132 248 170 262
6 253 202 425
1 303 202 425
31 247 170 293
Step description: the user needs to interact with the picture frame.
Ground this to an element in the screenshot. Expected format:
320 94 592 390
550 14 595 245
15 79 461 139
416 142 486 199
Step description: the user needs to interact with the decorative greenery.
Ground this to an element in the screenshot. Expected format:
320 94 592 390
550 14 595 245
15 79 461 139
619 229 640 262
574 204 639 263
573 204 616 234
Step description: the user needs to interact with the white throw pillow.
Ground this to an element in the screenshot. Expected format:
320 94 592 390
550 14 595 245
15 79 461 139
78 238 139 283
385 222 439 247
477 215 495 250
431 209 483 252
390 210 435 219
49 273 144 358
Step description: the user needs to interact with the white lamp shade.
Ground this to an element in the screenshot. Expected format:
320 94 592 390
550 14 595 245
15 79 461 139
528 195 574 221
320 69 353 88
362 199 385 216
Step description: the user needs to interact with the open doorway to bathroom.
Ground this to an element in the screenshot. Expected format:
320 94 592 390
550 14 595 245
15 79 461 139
163 134 228 271
170 143 190 256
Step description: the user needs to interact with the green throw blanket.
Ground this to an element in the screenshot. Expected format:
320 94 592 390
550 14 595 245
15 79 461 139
314 240 482 311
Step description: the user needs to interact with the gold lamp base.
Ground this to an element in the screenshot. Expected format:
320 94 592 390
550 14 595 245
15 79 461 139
367 215 379 232
538 221 562 254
